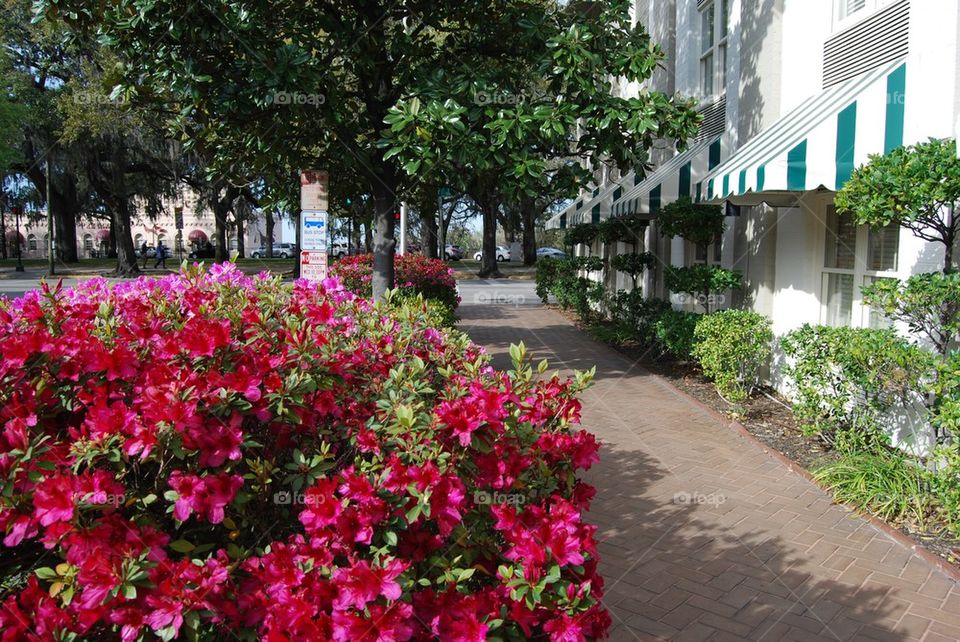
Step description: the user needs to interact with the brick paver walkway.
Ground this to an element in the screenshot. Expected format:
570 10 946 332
461 303 960 641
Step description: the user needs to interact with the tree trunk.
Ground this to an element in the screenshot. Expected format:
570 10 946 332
478 198 502 278
52 176 80 263
265 210 275 258
422 202 439 259
521 197 537 266
110 144 140 276
212 187 230 263
371 177 397 301
236 214 245 259
944 209 955 274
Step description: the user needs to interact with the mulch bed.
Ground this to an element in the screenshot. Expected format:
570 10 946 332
551 308 960 570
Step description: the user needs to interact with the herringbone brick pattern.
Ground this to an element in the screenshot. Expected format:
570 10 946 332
460 303 960 641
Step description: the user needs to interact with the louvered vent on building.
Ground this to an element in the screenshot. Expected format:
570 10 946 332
823 0 909 88
696 96 726 142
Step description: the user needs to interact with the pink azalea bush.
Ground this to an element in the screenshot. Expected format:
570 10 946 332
0 264 608 641
329 253 460 320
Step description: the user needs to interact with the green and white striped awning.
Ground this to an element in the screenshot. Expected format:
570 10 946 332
546 171 637 229
701 59 907 204
612 136 723 217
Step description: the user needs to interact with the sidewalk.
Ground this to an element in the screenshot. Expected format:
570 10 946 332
460 303 960 641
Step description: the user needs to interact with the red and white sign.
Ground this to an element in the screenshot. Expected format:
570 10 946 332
299 250 328 283
300 170 329 211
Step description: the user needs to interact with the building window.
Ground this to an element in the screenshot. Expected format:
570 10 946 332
821 205 900 327
833 0 897 31
27 234 37 251
691 233 722 266
699 0 728 99
837 0 867 21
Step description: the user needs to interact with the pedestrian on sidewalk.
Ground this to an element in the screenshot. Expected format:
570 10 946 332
154 241 167 270
140 241 149 269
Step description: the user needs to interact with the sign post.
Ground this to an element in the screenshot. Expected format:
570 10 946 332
299 170 329 282
174 206 184 261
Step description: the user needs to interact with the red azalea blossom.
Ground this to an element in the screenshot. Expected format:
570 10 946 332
0 265 606 640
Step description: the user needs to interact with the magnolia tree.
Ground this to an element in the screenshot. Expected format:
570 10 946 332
837 138 960 274
657 197 741 308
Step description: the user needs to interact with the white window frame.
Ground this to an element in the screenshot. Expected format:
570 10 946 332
699 0 729 101
820 205 901 328
833 0 898 33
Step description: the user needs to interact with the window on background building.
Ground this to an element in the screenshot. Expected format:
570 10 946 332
699 0 729 99
821 205 900 328
27 234 37 251
83 235 93 252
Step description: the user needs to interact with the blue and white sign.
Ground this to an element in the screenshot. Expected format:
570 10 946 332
300 211 328 251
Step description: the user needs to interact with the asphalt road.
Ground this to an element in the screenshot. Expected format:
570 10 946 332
456 279 539 306
0 271 541 307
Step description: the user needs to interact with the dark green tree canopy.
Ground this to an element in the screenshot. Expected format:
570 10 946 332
656 197 725 248
836 138 960 273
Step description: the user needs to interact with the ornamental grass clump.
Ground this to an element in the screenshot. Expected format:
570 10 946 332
0 264 608 641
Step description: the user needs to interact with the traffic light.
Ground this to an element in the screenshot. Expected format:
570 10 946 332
345 197 352 205
394 209 401 221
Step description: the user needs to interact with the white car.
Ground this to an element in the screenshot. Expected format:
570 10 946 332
329 242 349 259
536 247 567 259
251 242 297 258
473 245 510 262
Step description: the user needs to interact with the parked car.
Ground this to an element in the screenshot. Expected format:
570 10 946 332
536 247 567 259
251 242 297 258
135 245 157 259
444 244 465 261
188 243 216 259
473 245 510 262
329 242 349 259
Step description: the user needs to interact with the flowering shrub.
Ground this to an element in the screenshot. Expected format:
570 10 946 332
329 253 460 323
0 265 608 641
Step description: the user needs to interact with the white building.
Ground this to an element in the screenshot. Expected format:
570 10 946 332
549 0 959 449
553 0 957 338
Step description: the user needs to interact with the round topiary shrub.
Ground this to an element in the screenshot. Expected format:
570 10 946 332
329 253 460 323
0 265 608 641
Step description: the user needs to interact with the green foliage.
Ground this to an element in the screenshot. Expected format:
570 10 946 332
390 293 458 329
926 442 960 534
780 325 936 447
563 223 599 248
656 197 725 248
596 216 647 245
933 352 960 439
664 265 742 302
813 450 934 527
535 256 604 318
609 252 655 287
692 310 773 405
862 272 960 356
607 290 670 341
653 309 702 360
836 138 960 273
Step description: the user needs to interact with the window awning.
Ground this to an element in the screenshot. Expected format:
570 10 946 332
701 59 907 205
612 136 723 217
546 170 637 229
